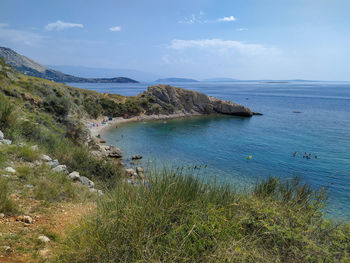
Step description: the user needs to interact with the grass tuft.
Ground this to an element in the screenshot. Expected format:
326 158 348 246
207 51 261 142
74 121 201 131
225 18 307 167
0 178 19 215
56 171 350 262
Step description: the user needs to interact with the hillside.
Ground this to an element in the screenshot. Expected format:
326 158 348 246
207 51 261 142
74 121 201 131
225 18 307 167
0 47 138 83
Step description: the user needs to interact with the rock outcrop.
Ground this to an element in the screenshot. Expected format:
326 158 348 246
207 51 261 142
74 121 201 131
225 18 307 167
143 85 253 117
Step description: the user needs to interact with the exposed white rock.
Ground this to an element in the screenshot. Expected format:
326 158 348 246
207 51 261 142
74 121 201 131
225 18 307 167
47 159 59 168
52 165 68 174
78 176 95 188
38 235 50 243
0 130 4 140
5 167 16 174
40 154 52 162
0 213 4 218
68 171 80 181
0 139 12 145
125 168 137 177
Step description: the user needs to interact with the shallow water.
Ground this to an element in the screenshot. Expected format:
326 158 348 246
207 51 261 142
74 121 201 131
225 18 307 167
71 81 350 220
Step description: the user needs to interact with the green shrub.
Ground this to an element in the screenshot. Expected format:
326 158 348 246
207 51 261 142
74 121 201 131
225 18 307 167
33 172 79 202
17 145 40 162
0 94 17 131
56 172 350 262
43 95 71 118
0 178 18 215
83 98 103 118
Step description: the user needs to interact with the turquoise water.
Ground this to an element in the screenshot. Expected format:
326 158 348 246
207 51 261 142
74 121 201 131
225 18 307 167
71 81 350 220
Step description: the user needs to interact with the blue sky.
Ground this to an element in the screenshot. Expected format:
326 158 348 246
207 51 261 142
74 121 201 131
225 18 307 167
1 0 350 80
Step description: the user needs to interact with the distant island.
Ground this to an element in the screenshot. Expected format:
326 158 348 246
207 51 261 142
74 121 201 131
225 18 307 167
202 77 239 82
0 47 138 83
155 77 199 83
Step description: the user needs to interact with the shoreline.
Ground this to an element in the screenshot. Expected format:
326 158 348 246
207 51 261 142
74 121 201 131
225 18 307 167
86 112 204 139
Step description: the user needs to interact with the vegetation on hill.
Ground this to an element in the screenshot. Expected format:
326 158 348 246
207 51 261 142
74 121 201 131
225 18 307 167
0 59 349 262
57 173 350 262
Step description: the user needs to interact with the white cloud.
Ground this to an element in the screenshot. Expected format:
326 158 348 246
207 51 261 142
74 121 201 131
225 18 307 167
237 28 248 31
0 23 8 28
178 13 206 24
109 26 121 32
45 20 83 31
168 39 277 56
217 16 236 22
179 13 237 24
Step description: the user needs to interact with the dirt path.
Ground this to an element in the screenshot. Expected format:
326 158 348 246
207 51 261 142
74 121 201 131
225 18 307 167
0 201 96 263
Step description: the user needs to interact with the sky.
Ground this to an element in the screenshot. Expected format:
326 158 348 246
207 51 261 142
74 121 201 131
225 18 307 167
1 0 350 80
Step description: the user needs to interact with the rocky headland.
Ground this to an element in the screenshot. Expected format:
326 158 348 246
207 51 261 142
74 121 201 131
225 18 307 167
140 85 255 117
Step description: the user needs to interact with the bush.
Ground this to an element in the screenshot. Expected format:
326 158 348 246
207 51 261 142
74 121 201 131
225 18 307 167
56 172 350 262
83 98 103 118
43 95 71 118
17 145 40 162
33 171 82 202
0 178 18 215
0 94 16 131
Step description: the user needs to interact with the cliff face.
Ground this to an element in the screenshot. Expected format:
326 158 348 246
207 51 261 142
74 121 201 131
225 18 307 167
145 85 253 117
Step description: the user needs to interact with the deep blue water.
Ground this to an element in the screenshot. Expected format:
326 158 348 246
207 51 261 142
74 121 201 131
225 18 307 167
70 81 350 220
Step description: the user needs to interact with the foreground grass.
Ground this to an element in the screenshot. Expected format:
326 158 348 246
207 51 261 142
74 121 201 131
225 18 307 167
57 169 350 263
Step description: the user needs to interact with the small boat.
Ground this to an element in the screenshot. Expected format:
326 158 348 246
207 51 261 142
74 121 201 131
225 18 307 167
293 111 302 113
246 155 253 160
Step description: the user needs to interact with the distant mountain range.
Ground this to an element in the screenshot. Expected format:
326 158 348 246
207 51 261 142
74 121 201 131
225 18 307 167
202 77 239 82
0 47 138 83
48 65 161 82
155 77 199 83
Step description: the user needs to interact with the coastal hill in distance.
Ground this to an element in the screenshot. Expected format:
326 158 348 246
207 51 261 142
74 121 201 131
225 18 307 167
202 77 239 82
155 77 199 83
49 65 160 82
0 47 138 83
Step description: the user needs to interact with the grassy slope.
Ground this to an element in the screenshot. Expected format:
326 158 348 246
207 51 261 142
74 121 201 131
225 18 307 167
0 59 349 262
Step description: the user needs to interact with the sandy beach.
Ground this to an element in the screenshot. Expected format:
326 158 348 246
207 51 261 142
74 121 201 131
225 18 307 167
86 112 203 139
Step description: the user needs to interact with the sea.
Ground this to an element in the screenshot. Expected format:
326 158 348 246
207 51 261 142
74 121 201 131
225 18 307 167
69 81 350 220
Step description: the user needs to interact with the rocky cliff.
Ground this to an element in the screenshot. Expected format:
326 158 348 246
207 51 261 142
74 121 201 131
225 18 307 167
143 85 253 117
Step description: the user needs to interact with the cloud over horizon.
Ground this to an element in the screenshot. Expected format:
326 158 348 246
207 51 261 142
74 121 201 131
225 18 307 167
169 39 277 56
109 26 121 32
45 20 83 31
